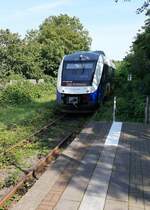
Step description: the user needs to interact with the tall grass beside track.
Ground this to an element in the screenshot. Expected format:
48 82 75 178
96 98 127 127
0 81 87 195
93 94 145 123
0 81 57 189
0 82 57 152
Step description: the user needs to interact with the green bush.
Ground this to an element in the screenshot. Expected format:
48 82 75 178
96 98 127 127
0 81 54 105
42 75 56 87
117 94 145 122
7 72 25 81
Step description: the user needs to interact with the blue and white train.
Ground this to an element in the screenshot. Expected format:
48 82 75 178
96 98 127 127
56 51 115 112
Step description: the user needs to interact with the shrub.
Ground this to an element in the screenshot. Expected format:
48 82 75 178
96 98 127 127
117 94 145 122
0 81 54 105
42 75 56 86
7 72 25 81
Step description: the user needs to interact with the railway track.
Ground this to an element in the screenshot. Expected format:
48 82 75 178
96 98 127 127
0 133 74 209
0 113 90 209
3 115 65 154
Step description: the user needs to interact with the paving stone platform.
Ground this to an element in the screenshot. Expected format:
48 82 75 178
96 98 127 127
11 122 150 210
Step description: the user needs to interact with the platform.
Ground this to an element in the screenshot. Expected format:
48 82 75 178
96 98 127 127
11 121 150 210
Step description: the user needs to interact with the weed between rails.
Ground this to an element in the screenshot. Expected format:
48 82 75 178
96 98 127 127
0 112 88 198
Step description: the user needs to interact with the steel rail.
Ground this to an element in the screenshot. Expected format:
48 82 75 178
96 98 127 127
3 115 65 154
0 132 74 208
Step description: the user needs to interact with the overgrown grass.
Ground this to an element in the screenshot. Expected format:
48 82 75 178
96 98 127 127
0 113 86 192
93 98 114 121
0 81 88 192
0 81 59 191
0 81 55 105
0 95 57 149
0 82 57 166
116 95 145 122
93 93 145 123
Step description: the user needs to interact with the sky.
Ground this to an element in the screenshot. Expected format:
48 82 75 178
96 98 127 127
0 0 147 60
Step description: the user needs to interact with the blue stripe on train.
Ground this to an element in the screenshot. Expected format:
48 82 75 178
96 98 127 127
89 86 103 104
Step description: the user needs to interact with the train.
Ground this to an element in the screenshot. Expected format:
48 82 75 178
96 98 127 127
56 50 115 112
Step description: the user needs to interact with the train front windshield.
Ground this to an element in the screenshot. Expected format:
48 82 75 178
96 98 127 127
62 61 96 86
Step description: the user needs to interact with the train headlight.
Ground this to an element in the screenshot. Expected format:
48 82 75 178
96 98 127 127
86 87 91 93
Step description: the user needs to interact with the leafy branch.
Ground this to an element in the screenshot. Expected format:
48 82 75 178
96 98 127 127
115 0 150 13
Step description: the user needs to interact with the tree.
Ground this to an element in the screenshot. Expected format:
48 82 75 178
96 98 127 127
35 14 92 76
0 29 22 78
137 0 150 13
115 0 150 13
0 14 92 79
0 29 43 79
124 10 150 94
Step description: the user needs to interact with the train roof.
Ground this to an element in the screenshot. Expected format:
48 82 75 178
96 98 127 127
64 51 105 62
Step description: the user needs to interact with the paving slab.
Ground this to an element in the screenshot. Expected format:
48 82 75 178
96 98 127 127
53 122 111 210
129 191 145 209
11 155 71 210
104 199 128 210
53 143 104 209
10 122 150 210
79 122 122 210
105 122 150 210
11 122 110 210
54 199 80 210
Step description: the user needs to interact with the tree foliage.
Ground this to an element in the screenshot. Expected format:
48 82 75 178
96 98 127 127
34 14 91 76
115 0 150 13
124 10 150 94
0 29 22 78
0 14 92 79
114 10 150 121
